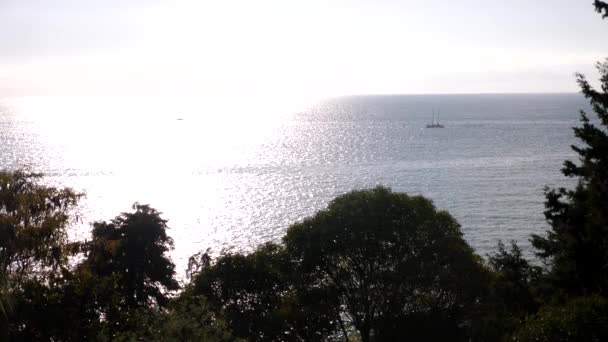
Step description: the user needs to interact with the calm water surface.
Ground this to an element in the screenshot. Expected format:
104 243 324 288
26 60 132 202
0 94 586 269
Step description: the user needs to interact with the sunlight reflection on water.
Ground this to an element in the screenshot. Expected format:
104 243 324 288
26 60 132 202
0 94 583 271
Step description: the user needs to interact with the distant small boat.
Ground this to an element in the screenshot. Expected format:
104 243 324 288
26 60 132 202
426 111 444 128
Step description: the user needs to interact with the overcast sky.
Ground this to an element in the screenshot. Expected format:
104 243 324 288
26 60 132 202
1 0 607 98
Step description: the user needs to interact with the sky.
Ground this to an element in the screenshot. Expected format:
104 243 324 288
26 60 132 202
1 0 607 99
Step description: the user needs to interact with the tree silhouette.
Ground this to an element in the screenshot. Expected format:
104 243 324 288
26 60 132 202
0 170 81 339
191 243 338 342
283 186 490 342
0 170 81 283
513 295 608 342
531 59 608 296
83 204 179 311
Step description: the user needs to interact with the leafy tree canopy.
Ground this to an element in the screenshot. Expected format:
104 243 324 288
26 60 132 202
82 203 179 311
481 241 542 340
105 295 240 342
283 186 491 342
191 243 338 342
8 268 121 341
488 241 540 313
0 170 82 339
0 170 82 283
513 295 608 342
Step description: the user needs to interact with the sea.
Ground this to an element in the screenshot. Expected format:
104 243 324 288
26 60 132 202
0 93 587 270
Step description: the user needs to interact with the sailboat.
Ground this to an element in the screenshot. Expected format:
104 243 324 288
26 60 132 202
426 110 444 128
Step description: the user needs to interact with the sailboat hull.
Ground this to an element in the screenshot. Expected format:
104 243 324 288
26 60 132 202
426 111 445 128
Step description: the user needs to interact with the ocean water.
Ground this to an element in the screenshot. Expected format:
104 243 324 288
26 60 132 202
0 94 587 269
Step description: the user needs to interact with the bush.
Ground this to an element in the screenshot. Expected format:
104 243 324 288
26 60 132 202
513 295 608 342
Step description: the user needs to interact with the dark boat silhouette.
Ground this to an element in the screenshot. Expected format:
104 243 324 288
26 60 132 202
426 111 444 128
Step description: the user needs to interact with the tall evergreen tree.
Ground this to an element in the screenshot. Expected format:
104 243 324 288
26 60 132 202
531 58 608 295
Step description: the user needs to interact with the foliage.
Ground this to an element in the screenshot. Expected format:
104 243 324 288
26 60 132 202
5 200 184 341
83 203 179 312
76 204 181 338
104 295 239 342
191 243 338 342
0 170 82 283
0 169 82 339
512 295 608 342
283 186 491 342
7 268 121 341
531 59 608 296
488 241 540 314
479 241 542 340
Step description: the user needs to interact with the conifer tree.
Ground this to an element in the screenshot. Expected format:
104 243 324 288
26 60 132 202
531 59 608 295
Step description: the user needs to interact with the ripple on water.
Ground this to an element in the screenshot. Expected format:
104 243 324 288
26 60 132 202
0 94 585 270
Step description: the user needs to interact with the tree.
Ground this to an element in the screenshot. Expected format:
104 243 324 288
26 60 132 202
0 170 81 283
190 243 338 342
481 241 542 340
0 170 82 339
7 268 120 341
283 186 491 342
488 242 540 314
512 295 608 342
82 204 179 316
531 59 608 296
3 200 181 340
104 295 240 342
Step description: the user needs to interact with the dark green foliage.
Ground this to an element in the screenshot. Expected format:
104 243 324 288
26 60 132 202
8 269 120 341
0 170 82 282
512 295 608 342
5 197 193 341
71 203 181 339
481 241 541 340
83 203 179 311
191 243 338 341
518 6 608 342
283 186 491 342
0 170 82 339
531 59 608 296
104 295 239 342
488 242 539 315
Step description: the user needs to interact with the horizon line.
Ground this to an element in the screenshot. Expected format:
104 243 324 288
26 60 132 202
331 91 581 97
0 91 582 100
